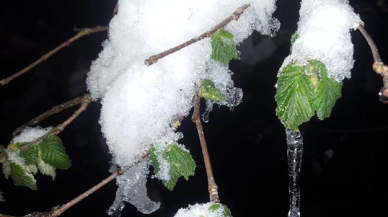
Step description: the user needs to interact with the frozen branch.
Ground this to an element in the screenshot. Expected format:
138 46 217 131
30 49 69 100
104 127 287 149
0 94 92 163
144 4 251 66
358 25 388 103
192 94 220 203
0 26 108 86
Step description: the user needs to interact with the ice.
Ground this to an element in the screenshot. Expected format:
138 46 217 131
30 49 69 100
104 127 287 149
280 0 362 81
87 0 279 214
108 160 160 215
12 126 53 143
285 129 304 217
174 202 224 217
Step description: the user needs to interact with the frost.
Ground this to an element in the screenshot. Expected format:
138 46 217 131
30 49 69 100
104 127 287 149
12 126 53 143
281 0 362 81
174 202 225 217
108 160 160 215
87 0 279 214
6 150 26 166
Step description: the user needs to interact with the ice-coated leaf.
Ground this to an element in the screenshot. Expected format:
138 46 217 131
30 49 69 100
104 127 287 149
275 63 315 130
37 158 56 180
208 203 232 217
199 79 225 101
150 144 196 191
39 135 71 170
26 164 38 175
19 146 39 165
9 162 37 190
0 191 5 202
2 161 11 179
309 60 343 119
211 28 238 66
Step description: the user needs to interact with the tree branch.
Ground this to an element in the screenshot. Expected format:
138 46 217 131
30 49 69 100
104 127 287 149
144 4 251 66
192 94 220 203
0 26 108 86
0 94 92 163
358 25 388 103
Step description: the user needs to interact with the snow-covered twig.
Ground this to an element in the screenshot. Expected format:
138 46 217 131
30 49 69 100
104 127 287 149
192 94 220 203
358 25 388 102
144 4 251 66
0 94 92 164
0 26 108 86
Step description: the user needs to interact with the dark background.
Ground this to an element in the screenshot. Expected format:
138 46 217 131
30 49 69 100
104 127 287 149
0 0 387 216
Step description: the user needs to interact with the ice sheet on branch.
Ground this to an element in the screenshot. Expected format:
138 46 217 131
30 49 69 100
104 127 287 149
86 0 279 214
281 0 361 81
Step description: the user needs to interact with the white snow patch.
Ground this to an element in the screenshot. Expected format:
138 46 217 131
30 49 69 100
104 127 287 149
12 126 53 143
281 0 362 81
174 202 225 217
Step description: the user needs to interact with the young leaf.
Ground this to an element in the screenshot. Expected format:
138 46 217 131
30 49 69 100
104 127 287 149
39 135 71 170
309 60 343 119
37 158 56 180
19 146 39 165
0 191 5 202
275 63 315 130
9 162 37 190
2 161 11 179
150 144 196 191
209 203 232 217
211 28 238 66
199 79 225 101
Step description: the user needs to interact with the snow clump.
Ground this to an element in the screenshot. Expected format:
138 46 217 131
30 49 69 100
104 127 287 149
86 0 279 214
174 202 227 217
281 0 362 81
13 126 53 143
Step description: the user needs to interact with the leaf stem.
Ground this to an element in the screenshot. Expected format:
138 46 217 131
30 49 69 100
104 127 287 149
144 4 250 66
0 26 108 86
192 94 220 203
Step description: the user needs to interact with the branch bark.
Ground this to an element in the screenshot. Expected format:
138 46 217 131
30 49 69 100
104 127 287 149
144 4 251 66
192 94 220 203
358 25 388 103
0 26 108 86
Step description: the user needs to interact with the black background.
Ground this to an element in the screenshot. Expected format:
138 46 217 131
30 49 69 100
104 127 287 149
1 0 387 216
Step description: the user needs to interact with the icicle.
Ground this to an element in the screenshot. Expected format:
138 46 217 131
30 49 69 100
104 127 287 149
285 128 304 217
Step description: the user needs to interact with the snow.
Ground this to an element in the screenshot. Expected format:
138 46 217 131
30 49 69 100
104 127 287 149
281 0 362 81
12 126 53 143
86 0 279 214
174 202 224 217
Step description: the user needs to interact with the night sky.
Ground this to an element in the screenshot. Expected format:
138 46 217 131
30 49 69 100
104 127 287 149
1 0 388 216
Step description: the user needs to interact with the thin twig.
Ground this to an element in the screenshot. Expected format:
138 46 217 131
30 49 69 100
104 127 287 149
0 26 108 86
0 94 92 163
13 94 92 136
192 94 220 203
144 4 251 66
358 25 388 102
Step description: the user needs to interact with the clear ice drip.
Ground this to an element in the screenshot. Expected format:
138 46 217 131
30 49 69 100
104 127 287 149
285 128 304 217
107 160 160 216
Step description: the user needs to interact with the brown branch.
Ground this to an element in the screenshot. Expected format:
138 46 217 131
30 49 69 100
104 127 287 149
0 94 92 164
0 26 108 86
358 25 388 103
13 94 92 136
192 94 220 203
144 4 251 66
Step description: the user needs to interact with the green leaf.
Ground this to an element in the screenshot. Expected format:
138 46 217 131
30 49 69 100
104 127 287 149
290 32 298 46
7 142 27 151
39 136 71 170
209 203 232 217
275 63 315 130
2 161 11 179
211 28 239 66
199 79 225 101
309 60 343 119
26 164 38 175
0 191 5 202
19 146 39 165
37 158 56 180
9 162 37 190
150 144 196 191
